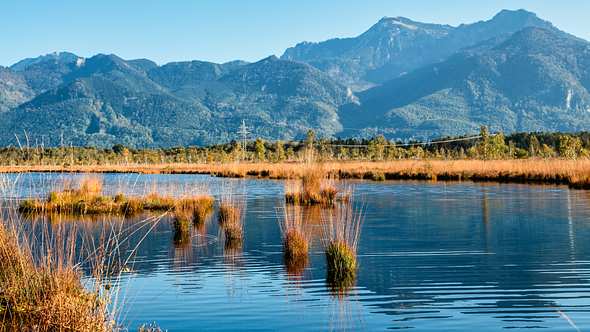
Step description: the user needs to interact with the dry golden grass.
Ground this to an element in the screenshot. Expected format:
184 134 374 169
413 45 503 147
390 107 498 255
4 159 590 187
285 164 340 206
19 176 215 219
279 206 310 271
0 221 111 331
218 203 241 226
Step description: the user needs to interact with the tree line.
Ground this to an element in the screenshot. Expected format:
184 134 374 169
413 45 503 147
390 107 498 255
2 128 590 166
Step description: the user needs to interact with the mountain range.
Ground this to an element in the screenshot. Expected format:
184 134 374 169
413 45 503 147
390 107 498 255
1 9 589 147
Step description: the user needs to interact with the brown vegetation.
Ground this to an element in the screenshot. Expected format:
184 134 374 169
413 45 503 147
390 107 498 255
322 199 363 296
5 159 590 188
284 164 340 206
19 177 215 220
218 187 245 251
0 221 111 331
279 207 310 273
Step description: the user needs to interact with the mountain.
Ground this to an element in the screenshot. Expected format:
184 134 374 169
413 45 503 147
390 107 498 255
282 9 556 90
339 27 590 140
0 54 348 147
1 10 590 147
10 52 84 94
0 66 34 112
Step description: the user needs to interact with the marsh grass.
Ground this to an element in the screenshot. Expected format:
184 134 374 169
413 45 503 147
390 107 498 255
278 206 310 273
172 212 192 247
285 164 341 206
0 174 185 331
218 203 241 226
18 177 216 223
321 197 363 296
218 184 245 251
27 159 590 188
0 219 112 332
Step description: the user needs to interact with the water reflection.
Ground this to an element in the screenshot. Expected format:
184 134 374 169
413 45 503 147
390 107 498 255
2 173 590 331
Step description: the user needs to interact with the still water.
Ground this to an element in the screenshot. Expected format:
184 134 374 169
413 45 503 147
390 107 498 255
2 173 590 331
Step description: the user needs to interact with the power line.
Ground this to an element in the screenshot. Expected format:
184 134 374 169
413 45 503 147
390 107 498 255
237 120 250 159
319 135 482 148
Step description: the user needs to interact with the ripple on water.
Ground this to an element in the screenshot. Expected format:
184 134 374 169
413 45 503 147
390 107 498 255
3 173 590 331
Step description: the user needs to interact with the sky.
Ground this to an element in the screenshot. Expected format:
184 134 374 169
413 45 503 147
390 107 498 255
1 0 590 67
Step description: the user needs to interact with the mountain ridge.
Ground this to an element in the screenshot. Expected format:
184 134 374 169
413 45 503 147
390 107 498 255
282 9 557 90
1 10 590 147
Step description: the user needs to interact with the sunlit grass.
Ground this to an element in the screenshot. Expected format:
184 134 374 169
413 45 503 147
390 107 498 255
321 197 363 297
20 159 590 188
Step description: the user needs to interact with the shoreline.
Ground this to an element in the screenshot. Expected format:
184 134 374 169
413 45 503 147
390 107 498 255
2 159 590 189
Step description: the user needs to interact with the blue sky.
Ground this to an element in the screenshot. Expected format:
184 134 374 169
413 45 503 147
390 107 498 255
1 0 589 66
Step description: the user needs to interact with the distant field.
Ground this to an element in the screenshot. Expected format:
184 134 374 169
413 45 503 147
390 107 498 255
3 159 590 188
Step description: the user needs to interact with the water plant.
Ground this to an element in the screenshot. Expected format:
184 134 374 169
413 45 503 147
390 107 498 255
223 220 243 248
18 176 216 219
218 203 241 226
218 184 245 250
285 164 339 206
321 197 363 296
172 210 192 246
278 206 310 272
0 220 111 331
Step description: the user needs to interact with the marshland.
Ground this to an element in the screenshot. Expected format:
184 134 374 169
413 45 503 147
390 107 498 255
1 130 590 331
5 130 590 189
1 169 590 331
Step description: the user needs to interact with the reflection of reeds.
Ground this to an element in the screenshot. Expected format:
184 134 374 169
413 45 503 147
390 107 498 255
138 322 165 332
321 196 363 297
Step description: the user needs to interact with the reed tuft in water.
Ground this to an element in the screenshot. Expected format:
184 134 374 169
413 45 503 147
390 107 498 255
321 197 363 295
18 176 215 220
278 206 310 272
285 164 339 206
218 184 245 250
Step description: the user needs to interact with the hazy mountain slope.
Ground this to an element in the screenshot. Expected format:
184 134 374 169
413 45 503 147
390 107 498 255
282 9 555 89
0 66 34 112
0 54 349 147
340 27 590 140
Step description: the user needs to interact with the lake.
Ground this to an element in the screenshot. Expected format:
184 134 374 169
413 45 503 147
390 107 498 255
1 173 589 331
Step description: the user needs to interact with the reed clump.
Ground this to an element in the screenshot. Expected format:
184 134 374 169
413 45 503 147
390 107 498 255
285 165 340 206
18 177 215 219
322 198 363 295
176 196 214 226
278 206 310 272
284 230 308 263
223 220 243 248
218 203 241 226
218 186 245 250
172 210 192 246
325 241 357 281
0 222 111 331
19 177 119 215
